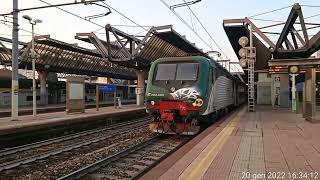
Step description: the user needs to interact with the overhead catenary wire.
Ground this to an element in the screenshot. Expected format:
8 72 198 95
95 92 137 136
305 13 320 19
100 1 149 32
250 4 320 20
93 24 152 33
301 4 320 8
189 10 195 32
38 0 149 35
0 33 32 37
249 4 320 19
38 0 104 28
0 21 41 36
251 14 320 22
0 19 11 24
160 0 214 51
249 9 320 31
94 24 153 34
249 5 292 18
112 24 153 28
92 26 105 33
182 0 229 59
250 18 284 23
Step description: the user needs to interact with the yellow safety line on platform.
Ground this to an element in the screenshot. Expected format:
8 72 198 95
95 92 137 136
177 108 245 180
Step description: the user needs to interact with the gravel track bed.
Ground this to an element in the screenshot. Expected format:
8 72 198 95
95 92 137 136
81 135 190 180
0 120 148 165
0 127 154 180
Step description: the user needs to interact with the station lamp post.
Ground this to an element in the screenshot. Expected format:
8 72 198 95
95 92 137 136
23 15 42 117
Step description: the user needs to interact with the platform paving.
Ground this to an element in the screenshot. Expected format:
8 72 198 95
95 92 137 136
0 99 136 117
0 104 145 135
142 106 320 180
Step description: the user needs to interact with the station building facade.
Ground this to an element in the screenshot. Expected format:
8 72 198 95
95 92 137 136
0 68 136 107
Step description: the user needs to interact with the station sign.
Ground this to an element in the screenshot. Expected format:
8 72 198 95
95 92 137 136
99 84 116 93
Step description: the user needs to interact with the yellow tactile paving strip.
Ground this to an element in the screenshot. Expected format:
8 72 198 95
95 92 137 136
177 108 246 180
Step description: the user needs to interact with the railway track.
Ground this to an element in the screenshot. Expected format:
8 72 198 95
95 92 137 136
59 135 191 180
0 117 153 179
0 117 149 156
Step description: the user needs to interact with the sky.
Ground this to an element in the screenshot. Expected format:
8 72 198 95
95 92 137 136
1 0 320 72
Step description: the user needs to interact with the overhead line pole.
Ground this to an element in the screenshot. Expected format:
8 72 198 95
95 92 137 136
11 0 19 120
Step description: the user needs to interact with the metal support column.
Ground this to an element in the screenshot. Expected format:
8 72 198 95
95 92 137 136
290 74 297 112
127 80 131 100
11 0 19 120
247 56 256 112
32 35 36 116
248 24 256 112
136 70 145 106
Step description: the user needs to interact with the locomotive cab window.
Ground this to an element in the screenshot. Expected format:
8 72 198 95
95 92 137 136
154 63 199 81
176 63 199 81
155 64 176 80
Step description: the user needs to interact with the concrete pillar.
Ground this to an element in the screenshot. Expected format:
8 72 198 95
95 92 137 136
135 70 145 106
304 68 317 122
127 80 130 100
280 74 290 108
303 77 306 117
38 71 48 105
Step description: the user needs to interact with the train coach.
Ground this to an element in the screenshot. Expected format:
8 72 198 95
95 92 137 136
146 56 246 135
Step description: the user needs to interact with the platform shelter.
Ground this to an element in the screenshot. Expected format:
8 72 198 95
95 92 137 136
223 3 320 122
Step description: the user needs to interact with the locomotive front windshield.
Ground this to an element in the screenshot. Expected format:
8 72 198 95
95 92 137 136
155 63 199 81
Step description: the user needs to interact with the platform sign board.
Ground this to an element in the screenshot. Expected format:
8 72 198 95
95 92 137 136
66 77 85 114
69 83 84 99
99 84 116 93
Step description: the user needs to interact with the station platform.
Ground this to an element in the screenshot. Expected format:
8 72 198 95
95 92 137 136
0 99 136 118
0 104 145 136
141 106 320 180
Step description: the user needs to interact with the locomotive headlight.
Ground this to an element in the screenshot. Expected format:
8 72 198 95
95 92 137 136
150 101 155 105
193 98 203 107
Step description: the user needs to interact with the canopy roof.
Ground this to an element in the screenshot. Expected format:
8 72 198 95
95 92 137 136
0 36 137 80
76 25 208 69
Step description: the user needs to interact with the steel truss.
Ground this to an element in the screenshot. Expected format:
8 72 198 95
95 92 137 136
76 24 205 70
224 3 320 61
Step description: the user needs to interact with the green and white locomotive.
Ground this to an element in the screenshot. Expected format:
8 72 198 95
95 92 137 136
146 56 246 135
